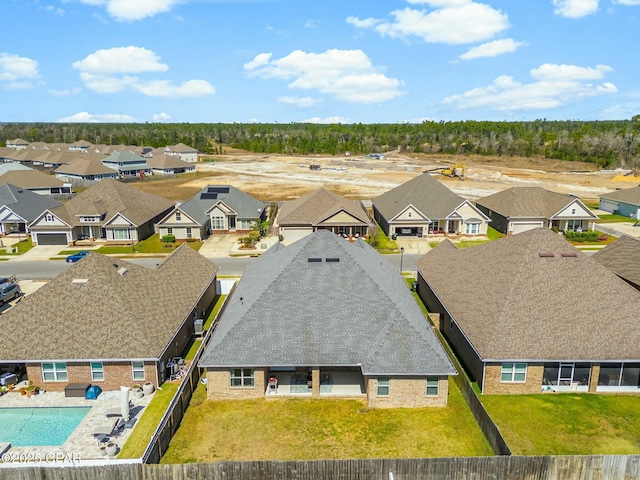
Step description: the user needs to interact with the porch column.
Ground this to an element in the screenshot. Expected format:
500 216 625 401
311 368 320 398
589 364 599 393
444 220 449 235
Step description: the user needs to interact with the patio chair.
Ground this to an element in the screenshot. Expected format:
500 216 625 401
268 376 278 393
92 417 122 438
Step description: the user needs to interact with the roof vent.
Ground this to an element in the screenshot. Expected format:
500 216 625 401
307 257 322 263
72 278 89 285
325 257 340 263
561 252 578 258
538 252 555 258
117 267 128 276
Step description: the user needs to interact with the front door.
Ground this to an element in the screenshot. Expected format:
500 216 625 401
559 363 574 386
229 216 236 230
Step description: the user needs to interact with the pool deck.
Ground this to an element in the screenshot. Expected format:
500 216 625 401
0 388 153 461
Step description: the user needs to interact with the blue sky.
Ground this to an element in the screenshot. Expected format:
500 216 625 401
2 0 639 124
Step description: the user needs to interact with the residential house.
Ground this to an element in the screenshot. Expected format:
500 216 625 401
29 179 174 245
102 150 152 177
593 235 640 290
0 163 72 195
5 138 29 149
164 143 198 163
54 156 119 181
0 183 62 235
475 187 598 235
599 186 640 218
147 153 196 175
416 228 640 395
68 140 93 152
372 173 489 237
0 245 218 391
277 188 372 244
157 185 265 240
199 230 457 408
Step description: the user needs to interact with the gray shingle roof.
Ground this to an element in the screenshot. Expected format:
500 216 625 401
278 188 371 227
372 173 465 221
600 186 640 206
0 183 62 221
592 235 640 288
416 228 640 362
476 187 595 218
174 185 265 226
0 245 218 361
200 230 456 376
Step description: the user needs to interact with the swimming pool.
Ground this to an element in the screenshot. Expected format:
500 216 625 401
0 407 91 446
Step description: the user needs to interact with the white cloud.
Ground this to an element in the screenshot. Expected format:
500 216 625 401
72 46 168 75
0 53 41 89
442 63 617 112
406 0 472 6
459 38 525 60
57 112 138 123
72 46 215 97
552 0 599 18
72 0 182 21
152 112 172 122
301 116 350 124
244 53 272 70
614 0 640 4
347 2 509 45
45 5 65 15
304 19 319 28
278 96 321 107
49 87 82 97
246 49 404 104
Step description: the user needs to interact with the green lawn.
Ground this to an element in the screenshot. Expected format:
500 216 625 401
596 214 635 223
0 238 34 256
161 380 493 463
117 382 180 459
482 394 640 455
203 294 228 330
94 234 203 254
369 227 399 254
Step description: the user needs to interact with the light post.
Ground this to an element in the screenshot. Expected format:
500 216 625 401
400 246 404 276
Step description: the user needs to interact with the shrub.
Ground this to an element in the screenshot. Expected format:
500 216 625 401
565 230 600 242
162 234 176 243
185 238 197 243
551 226 559 233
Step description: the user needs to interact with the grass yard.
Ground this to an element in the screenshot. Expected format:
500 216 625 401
482 394 640 455
0 238 34 256
95 234 203 254
369 227 400 254
161 380 493 463
596 214 635 223
117 382 180 459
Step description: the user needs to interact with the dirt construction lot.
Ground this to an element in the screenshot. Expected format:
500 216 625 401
135 152 640 203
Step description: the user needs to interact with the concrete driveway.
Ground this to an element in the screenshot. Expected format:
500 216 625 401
597 222 640 238
6 245 64 262
394 236 432 255
198 234 242 257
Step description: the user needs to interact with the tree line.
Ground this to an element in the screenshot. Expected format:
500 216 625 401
1 117 639 168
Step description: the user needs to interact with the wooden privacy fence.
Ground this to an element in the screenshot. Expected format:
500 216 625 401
2 456 640 480
140 288 235 464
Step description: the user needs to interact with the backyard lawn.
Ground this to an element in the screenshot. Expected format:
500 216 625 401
161 380 493 463
482 394 640 455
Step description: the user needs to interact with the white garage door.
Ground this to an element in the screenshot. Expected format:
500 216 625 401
282 228 313 244
511 222 544 235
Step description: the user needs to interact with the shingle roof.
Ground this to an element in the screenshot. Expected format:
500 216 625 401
416 228 640 362
278 188 371 227
54 157 116 176
174 185 264 226
0 245 218 361
372 173 465 221
105 150 148 164
476 187 593 218
48 178 174 227
592 235 640 288
165 143 197 153
600 186 640 206
147 153 192 169
0 169 67 189
200 230 456 376
0 183 62 221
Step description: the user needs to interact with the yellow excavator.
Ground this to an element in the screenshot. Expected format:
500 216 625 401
440 163 465 180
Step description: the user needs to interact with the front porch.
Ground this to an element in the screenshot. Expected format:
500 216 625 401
265 367 366 398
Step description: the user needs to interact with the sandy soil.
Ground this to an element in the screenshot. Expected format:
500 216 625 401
137 152 639 203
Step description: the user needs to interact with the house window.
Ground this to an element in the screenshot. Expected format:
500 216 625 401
167 227 173 235
45 214 54 222
91 362 104 381
42 362 68 382
114 228 130 240
571 209 576 214
567 219 582 231
377 377 390 396
426 377 439 396
132 361 145 381
501 363 527 382
465 223 479 234
175 212 182 221
230 368 254 387
408 211 413 218
212 215 225 230
186 227 192 239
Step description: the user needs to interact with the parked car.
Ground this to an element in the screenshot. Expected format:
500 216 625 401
0 282 21 306
66 251 90 263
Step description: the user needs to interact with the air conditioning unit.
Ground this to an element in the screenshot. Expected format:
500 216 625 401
194 318 204 335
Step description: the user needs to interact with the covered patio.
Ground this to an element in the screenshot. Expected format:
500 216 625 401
265 367 366 398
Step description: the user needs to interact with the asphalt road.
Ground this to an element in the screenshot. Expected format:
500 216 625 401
1 253 422 281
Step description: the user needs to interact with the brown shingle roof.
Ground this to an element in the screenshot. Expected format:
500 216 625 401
54 157 115 176
147 153 191 169
0 245 218 361
416 228 640 361
0 169 66 189
476 187 591 218
592 235 640 288
278 188 370 227
50 178 174 226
